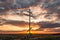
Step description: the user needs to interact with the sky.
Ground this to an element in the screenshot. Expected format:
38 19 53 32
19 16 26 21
0 0 60 34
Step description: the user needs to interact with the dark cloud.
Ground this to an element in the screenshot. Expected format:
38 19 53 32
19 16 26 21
41 0 60 14
38 22 60 28
14 0 40 8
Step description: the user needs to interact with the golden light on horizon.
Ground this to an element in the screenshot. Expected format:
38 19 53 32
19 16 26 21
0 23 40 31
0 24 60 34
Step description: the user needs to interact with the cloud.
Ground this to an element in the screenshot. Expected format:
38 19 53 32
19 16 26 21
43 27 60 32
29 0 60 23
38 22 60 28
0 0 60 25
0 0 60 24
14 0 40 8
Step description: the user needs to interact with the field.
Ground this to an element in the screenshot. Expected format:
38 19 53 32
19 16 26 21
0 34 60 40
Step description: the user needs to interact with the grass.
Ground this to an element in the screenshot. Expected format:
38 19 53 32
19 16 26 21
0 34 60 40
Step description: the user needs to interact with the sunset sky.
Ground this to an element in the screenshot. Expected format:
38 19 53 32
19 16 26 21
0 0 60 34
